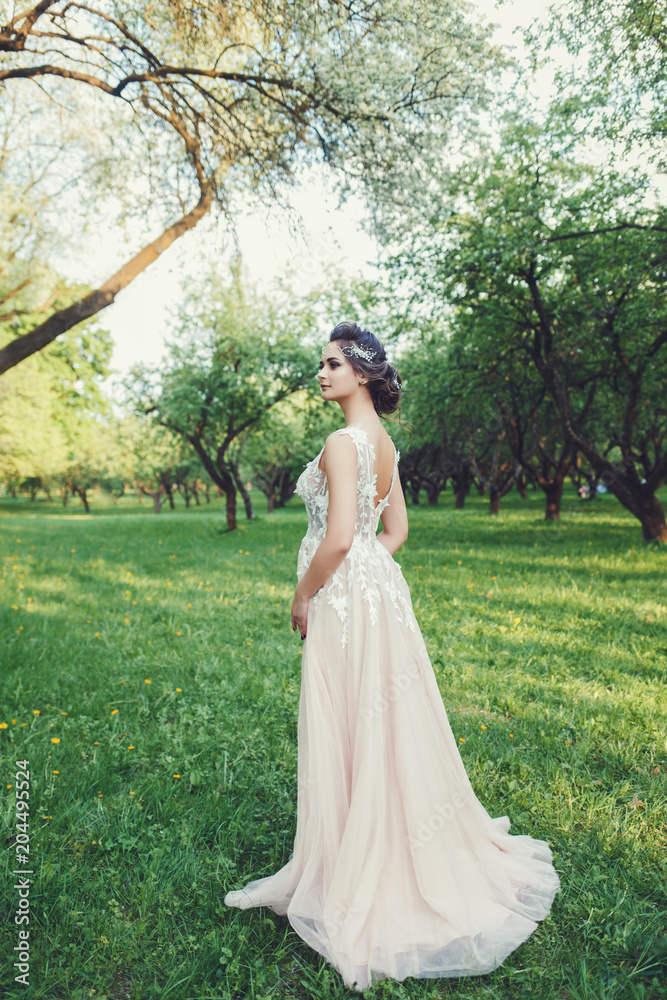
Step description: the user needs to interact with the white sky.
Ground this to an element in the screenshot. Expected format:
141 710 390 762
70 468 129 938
60 1 554 398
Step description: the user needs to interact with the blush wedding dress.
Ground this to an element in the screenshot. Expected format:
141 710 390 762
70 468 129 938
224 423 561 991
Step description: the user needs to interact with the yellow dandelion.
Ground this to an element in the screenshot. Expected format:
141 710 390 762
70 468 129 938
187 602 191 607
175 688 182 693
176 631 182 636
146 596 152 601
173 774 180 779
51 737 60 744
459 737 465 742
52 770 59 774
124 618 130 624
95 632 100 637
94 742 99 745
0 722 7 729
481 725 487 729
509 733 514 738
144 679 151 684
129 791 135 796
111 709 119 715
11 604 18 610
127 745 135 750
11 719 16 724
33 710 40 715
61 712 68 716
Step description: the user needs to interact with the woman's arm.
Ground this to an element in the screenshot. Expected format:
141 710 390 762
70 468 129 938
376 473 408 556
291 432 357 637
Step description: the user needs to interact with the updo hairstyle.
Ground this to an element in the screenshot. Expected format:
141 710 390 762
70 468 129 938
329 321 402 417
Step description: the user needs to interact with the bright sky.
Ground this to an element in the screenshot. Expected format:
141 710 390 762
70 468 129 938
70 1 551 398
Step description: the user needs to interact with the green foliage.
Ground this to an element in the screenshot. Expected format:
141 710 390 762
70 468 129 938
536 0 667 154
135 267 318 442
0 294 114 490
0 487 665 998
387 117 667 533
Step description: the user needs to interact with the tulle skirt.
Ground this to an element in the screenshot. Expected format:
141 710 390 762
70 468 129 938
224 542 561 990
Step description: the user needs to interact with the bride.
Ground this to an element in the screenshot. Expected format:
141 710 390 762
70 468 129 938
224 321 561 991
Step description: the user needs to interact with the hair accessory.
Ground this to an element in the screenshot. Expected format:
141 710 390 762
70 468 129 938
343 343 376 363
324 341 377 363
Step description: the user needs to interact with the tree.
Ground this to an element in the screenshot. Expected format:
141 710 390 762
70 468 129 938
244 392 340 512
124 270 317 529
536 0 667 155
391 122 667 541
0 0 498 376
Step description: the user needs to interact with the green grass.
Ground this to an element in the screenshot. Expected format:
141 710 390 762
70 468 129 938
1 484 666 1000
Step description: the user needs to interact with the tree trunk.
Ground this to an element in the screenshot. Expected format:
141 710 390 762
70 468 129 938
454 484 468 509
238 480 254 520
634 493 667 542
453 468 473 509
516 473 528 498
426 484 440 506
544 479 564 521
225 490 237 531
267 493 275 513
165 483 175 509
489 487 500 514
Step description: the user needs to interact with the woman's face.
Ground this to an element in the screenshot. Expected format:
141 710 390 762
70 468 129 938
317 343 361 403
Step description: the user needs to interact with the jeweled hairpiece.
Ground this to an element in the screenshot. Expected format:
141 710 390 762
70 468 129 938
342 343 376 363
324 341 377 363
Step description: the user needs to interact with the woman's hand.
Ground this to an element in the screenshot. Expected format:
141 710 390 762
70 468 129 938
291 587 310 640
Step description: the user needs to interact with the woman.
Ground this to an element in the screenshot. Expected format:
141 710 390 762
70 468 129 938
224 321 561 991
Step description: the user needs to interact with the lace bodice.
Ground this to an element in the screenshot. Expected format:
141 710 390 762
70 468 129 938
294 424 399 544
294 424 415 647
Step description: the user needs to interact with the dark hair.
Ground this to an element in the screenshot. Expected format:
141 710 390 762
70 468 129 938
329 321 402 417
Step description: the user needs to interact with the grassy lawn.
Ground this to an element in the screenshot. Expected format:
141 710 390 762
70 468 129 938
1 485 666 1000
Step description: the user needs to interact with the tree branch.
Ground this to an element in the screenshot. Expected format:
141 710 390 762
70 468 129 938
0 186 214 376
